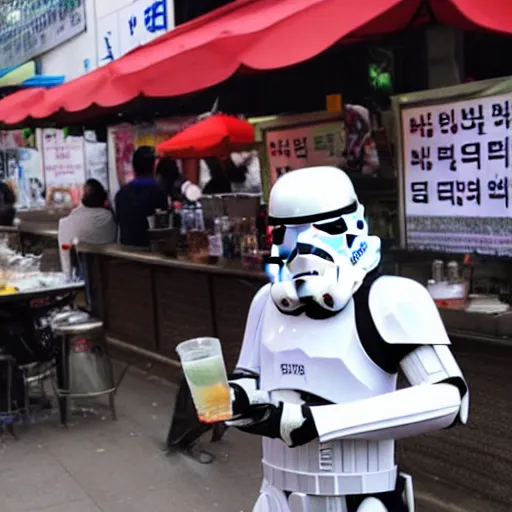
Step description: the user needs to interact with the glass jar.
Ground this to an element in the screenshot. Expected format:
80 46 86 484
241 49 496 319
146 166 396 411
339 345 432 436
187 230 210 264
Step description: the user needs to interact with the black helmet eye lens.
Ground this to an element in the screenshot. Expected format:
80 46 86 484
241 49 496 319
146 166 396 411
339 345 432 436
314 218 348 235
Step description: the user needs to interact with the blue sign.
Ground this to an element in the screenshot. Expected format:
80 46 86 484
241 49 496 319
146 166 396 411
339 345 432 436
97 0 169 67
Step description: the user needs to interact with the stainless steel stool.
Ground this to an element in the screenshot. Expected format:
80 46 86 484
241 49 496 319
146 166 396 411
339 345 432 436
52 312 117 426
0 353 22 437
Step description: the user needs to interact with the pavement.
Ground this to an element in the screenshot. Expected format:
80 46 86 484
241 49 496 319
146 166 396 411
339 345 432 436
0 363 497 512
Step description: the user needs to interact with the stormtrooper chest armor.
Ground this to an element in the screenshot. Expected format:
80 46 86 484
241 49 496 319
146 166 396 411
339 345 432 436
258 296 400 496
259 297 397 404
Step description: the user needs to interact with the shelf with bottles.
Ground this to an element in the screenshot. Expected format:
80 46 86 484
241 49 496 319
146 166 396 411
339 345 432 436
174 195 268 269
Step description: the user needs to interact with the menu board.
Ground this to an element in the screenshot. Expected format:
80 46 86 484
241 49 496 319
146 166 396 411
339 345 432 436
402 92 512 256
265 120 345 186
43 129 86 207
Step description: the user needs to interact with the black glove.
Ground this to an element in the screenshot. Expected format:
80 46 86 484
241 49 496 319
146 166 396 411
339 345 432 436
228 401 318 448
228 373 271 418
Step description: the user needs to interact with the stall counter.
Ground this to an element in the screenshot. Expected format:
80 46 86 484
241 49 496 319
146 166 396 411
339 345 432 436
79 243 512 370
6 215 511 354
79 243 267 374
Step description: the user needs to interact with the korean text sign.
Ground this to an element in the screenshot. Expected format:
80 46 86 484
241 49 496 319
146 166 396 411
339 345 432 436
265 121 345 186
43 129 85 207
402 93 512 255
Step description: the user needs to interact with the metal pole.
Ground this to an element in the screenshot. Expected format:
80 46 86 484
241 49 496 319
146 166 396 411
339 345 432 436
106 336 182 368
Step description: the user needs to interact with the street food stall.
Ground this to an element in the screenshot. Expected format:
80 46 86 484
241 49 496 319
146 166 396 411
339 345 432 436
74 98 512 499
391 75 512 334
152 113 264 269
67 92 512 374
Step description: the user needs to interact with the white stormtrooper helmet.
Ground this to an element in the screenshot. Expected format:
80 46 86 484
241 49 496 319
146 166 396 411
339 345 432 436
265 166 381 316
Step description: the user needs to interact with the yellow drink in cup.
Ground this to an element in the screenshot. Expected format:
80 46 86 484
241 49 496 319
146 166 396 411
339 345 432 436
176 337 232 423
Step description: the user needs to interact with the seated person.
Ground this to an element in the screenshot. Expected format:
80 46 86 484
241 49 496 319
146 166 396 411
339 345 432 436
58 179 116 274
115 146 168 247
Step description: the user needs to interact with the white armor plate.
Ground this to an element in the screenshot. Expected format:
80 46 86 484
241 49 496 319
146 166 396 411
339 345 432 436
259 298 396 404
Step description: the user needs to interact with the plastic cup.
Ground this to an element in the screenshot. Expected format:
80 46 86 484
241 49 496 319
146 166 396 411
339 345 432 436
176 337 232 423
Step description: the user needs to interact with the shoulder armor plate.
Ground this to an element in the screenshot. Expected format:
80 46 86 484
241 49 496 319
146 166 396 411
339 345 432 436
368 276 451 346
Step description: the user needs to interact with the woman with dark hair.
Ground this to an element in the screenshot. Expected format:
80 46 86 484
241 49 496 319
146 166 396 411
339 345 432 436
155 158 180 196
81 178 109 208
155 157 183 202
58 179 116 272
156 157 202 204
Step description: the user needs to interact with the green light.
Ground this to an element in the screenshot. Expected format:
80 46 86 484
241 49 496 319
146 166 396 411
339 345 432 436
369 63 392 91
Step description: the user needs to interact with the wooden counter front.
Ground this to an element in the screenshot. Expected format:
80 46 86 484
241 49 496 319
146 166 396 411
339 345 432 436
81 244 266 371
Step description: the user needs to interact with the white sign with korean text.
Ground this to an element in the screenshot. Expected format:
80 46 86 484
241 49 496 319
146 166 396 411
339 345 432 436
403 93 512 218
43 129 86 207
0 1 86 69
265 121 345 186
402 91 512 255
96 0 170 66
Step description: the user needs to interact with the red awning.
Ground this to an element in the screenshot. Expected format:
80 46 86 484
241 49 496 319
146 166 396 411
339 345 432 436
157 114 255 158
1 0 512 126
0 87 46 125
433 0 512 32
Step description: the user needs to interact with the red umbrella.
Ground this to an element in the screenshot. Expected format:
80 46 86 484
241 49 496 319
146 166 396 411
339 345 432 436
157 114 255 159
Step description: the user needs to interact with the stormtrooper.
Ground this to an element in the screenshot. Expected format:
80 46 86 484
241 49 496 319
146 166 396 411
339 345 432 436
226 167 469 512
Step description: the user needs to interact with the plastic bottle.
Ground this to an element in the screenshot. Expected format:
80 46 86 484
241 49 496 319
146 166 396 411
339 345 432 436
180 204 189 235
221 216 234 259
208 217 224 264
194 202 205 231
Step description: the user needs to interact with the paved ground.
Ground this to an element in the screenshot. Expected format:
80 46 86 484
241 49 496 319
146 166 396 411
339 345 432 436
0 363 494 512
